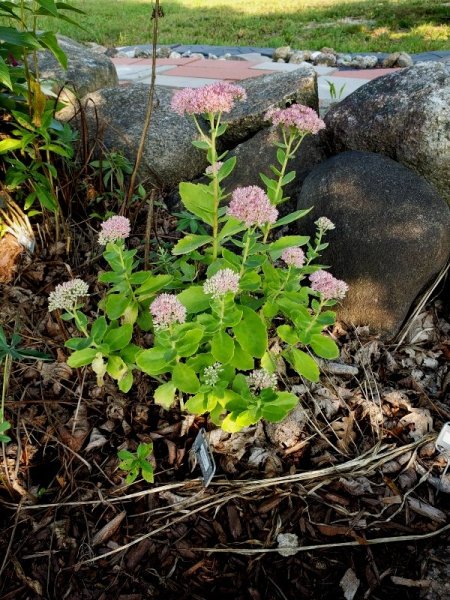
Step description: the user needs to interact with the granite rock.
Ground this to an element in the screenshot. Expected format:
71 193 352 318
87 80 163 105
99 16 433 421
38 35 118 97
383 51 413 68
221 67 318 143
273 46 292 62
296 151 450 339
60 84 208 191
324 62 450 203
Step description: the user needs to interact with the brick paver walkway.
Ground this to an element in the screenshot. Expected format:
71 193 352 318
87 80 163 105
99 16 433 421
111 51 436 102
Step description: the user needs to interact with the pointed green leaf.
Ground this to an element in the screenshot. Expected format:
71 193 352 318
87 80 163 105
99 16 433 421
172 234 212 255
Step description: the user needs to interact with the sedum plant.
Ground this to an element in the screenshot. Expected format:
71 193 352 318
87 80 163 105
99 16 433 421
49 86 348 434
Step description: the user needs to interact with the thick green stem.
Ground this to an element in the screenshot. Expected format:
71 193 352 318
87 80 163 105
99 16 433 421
240 229 254 275
305 230 323 267
209 113 221 261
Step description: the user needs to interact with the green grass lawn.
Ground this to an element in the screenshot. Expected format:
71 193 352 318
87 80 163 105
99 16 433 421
19 0 450 52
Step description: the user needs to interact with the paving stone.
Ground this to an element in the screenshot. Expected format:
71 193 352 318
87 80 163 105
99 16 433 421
159 66 267 80
250 61 309 72
331 68 401 79
318 76 369 101
149 75 221 88
312 65 338 76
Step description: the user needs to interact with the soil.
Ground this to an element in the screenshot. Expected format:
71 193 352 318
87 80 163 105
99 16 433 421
0 206 449 600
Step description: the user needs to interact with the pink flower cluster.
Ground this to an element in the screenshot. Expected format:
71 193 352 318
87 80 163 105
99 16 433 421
227 186 278 228
309 270 348 300
281 247 305 268
98 216 131 245
150 294 186 330
48 279 89 312
171 82 247 116
203 268 240 299
265 104 325 135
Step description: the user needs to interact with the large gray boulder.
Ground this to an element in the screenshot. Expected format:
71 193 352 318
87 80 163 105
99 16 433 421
324 62 450 203
296 151 450 339
38 35 118 97
222 66 318 143
61 84 208 190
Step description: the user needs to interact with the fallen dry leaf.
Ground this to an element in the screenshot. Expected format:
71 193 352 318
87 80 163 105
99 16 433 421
92 511 126 547
331 412 356 453
400 408 433 441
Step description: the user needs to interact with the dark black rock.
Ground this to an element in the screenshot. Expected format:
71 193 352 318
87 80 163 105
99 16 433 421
296 151 450 339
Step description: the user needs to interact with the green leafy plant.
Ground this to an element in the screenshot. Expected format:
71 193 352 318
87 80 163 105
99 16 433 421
51 87 348 435
0 325 51 443
118 442 154 484
326 80 346 102
0 0 81 229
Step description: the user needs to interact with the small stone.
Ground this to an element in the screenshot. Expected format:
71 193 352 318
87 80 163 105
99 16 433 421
116 49 136 58
320 47 337 56
397 52 414 68
383 51 413 68
135 49 152 58
155 47 171 59
289 51 308 64
169 51 182 59
190 53 205 59
223 53 233 60
181 51 191 58
207 53 218 60
313 52 336 66
273 45 292 62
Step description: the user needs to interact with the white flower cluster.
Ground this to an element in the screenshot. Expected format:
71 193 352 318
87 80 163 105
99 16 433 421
203 362 223 387
48 279 89 312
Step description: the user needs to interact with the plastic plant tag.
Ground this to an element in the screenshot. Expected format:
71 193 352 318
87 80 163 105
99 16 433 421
192 428 216 488
435 422 450 455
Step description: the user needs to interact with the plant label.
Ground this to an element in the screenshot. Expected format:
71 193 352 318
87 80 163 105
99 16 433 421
192 428 216 488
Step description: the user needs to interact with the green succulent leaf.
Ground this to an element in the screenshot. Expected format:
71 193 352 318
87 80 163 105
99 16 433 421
67 347 99 368
211 330 235 364
172 363 200 394
172 234 212 255
233 306 267 359
287 348 320 383
310 334 340 360
179 182 214 226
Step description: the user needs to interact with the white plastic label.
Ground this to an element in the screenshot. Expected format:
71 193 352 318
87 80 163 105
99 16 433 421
436 422 450 455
